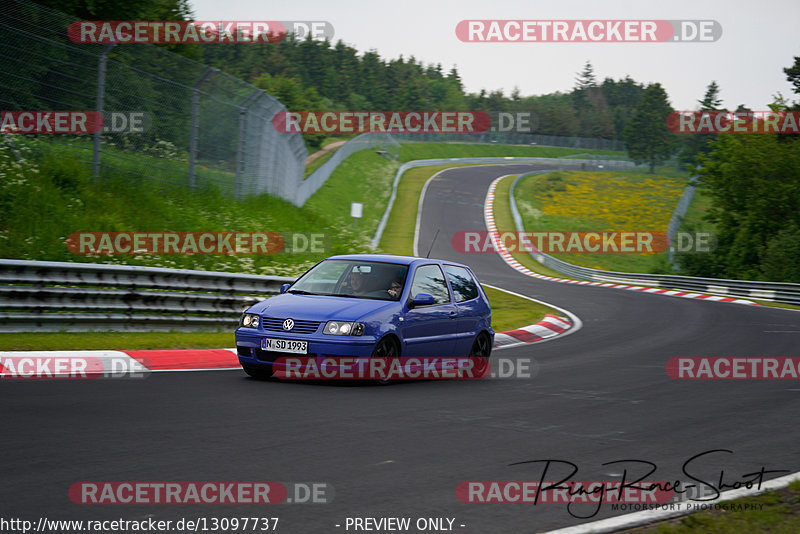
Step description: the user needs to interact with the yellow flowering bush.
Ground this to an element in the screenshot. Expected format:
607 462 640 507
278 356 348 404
514 170 688 272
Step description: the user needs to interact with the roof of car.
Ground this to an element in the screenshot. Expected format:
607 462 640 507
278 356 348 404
325 254 469 268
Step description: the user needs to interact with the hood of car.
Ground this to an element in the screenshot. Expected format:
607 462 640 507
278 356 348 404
247 293 395 322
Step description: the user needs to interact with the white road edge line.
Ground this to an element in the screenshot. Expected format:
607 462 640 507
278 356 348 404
482 283 582 350
543 470 800 534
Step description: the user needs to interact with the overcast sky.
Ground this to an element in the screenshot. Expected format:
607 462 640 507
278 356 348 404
188 0 799 110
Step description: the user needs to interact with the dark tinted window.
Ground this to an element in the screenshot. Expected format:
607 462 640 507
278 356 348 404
409 264 451 305
290 260 408 300
444 265 479 302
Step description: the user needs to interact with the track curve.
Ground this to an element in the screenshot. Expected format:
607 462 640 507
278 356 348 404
2 164 799 532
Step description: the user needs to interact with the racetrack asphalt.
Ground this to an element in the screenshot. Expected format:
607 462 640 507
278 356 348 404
2 164 799 533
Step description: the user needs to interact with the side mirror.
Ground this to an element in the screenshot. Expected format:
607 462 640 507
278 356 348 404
280 283 291 294
409 293 435 308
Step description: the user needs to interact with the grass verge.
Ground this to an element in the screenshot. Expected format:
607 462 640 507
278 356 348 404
620 480 800 533
513 169 687 273
491 174 571 279
0 331 237 350
398 142 626 162
1 142 395 277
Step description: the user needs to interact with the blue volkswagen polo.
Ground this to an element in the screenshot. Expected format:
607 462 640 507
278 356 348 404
235 254 493 381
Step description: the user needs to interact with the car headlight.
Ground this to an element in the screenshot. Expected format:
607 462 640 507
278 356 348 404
241 313 260 328
323 321 364 336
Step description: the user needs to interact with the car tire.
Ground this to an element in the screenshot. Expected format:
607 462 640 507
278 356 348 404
468 332 492 379
371 336 400 385
242 364 273 380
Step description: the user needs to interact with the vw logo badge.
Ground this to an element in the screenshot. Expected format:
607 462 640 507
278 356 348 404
283 319 294 331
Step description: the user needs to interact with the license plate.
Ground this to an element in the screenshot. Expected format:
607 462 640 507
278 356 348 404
261 338 308 354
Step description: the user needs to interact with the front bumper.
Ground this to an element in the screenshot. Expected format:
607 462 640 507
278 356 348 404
235 327 378 372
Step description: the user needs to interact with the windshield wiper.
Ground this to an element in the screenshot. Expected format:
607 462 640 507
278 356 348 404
288 289 316 295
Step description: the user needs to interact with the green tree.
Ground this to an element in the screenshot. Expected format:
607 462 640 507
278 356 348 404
602 76 645 139
34 0 200 58
783 55 800 105
694 135 800 280
574 60 597 91
624 83 677 173
679 80 723 166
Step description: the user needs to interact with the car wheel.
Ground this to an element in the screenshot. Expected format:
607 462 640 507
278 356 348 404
468 332 492 379
242 364 273 380
371 336 400 385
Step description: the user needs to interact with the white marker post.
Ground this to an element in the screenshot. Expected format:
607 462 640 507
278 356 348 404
350 202 363 231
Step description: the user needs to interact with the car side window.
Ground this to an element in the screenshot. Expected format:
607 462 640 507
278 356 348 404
444 265 479 302
409 264 451 305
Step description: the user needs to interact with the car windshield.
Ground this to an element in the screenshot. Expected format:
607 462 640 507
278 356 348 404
288 260 409 300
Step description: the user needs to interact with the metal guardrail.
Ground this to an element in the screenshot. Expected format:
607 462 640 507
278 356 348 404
508 173 800 306
667 183 697 263
0 260 294 332
390 132 627 151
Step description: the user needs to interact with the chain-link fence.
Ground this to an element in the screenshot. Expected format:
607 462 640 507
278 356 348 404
0 0 307 199
390 132 626 151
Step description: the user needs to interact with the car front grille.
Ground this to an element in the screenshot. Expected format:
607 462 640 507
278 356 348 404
260 317 321 334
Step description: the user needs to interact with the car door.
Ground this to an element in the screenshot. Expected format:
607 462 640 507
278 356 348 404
443 265 483 356
400 263 457 358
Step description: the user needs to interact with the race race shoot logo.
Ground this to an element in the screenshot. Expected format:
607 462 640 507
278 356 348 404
0 354 148 379
667 357 800 379
66 232 328 255
68 21 333 43
0 111 102 134
272 111 492 134
667 111 800 134
453 231 670 254
456 20 721 42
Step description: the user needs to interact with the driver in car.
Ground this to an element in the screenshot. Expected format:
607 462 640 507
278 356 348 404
346 268 370 295
387 278 403 299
